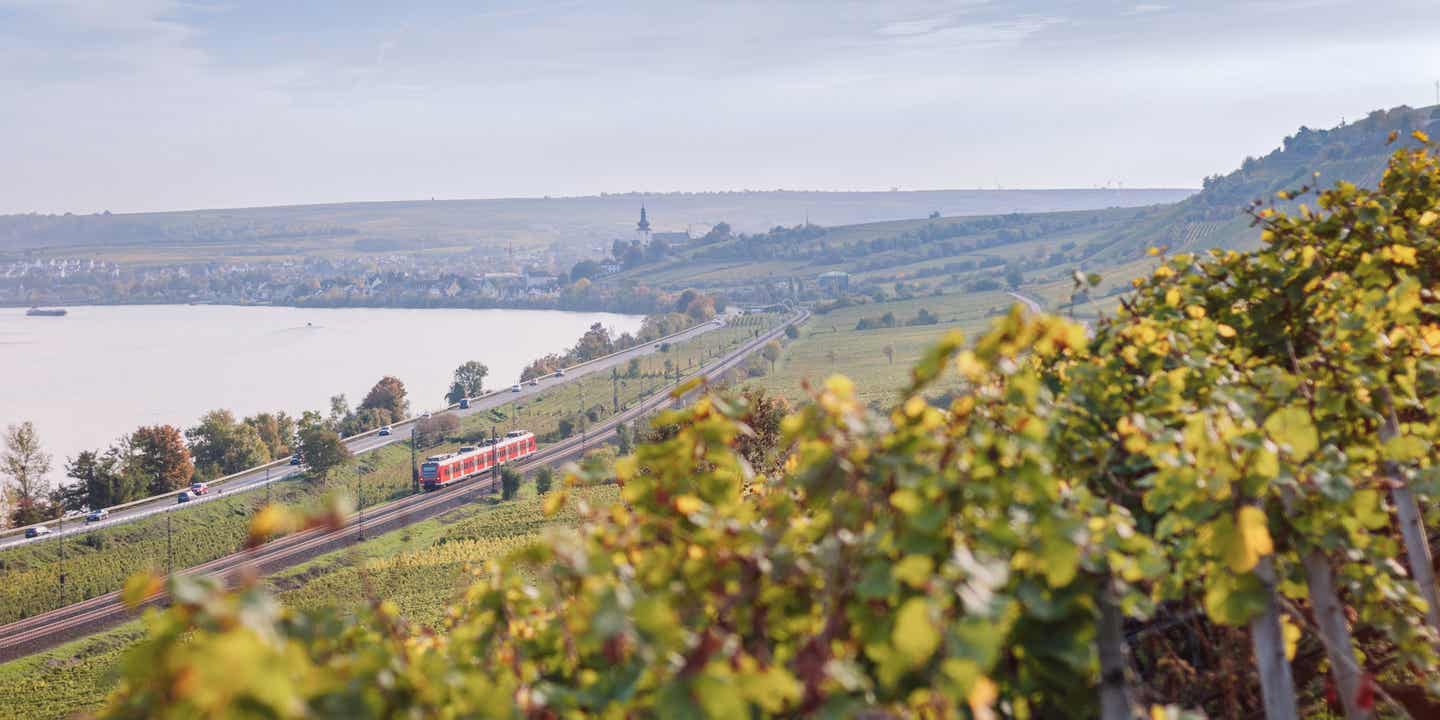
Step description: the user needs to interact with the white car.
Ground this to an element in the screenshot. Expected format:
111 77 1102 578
511 384 522 393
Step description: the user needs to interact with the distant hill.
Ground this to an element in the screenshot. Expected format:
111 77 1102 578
1089 104 1440 264
0 188 1191 264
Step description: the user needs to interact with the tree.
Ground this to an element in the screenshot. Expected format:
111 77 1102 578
448 361 489 402
614 423 632 456
761 339 782 373
298 427 350 475
500 466 521 501
626 357 641 378
535 467 553 495
570 259 601 282
187 410 270 479
129 425 194 495
784 325 799 340
64 448 131 511
557 417 576 439
245 412 296 459
361 376 409 419
2 422 52 525
328 394 350 429
1005 264 1025 288
414 415 459 448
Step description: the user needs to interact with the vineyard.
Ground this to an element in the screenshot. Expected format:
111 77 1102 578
86 140 1440 718
0 483 620 719
0 315 772 627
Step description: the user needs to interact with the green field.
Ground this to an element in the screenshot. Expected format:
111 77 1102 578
0 481 621 720
749 291 1015 405
0 314 779 627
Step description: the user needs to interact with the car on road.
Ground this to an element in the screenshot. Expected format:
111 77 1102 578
177 491 193 503
422 411 432 419
528 379 539 386
190 481 209 495
379 424 393 436
458 398 471 409
25 526 51 538
290 453 302 465
85 508 110 522
511 384 522 393
555 368 565 377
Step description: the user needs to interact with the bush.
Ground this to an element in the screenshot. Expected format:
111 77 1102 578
499 467 521 501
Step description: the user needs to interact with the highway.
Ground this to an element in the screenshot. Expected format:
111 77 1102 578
0 307 806 662
0 315 730 550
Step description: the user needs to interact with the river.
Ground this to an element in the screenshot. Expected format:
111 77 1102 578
0 305 643 481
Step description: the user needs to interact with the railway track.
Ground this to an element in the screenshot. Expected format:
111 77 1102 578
0 308 807 662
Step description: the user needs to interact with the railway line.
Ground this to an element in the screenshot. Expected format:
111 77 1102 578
0 307 807 662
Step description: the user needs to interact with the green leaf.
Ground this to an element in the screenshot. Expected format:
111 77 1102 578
1263 406 1318 458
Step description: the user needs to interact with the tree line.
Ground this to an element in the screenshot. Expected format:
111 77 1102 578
0 374 414 527
518 298 718 382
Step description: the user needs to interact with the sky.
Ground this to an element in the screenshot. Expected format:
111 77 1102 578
2 0 1438 214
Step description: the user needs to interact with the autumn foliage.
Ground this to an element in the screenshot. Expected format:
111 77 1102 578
100 139 1440 718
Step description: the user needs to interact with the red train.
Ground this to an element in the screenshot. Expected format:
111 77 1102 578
421 431 537 491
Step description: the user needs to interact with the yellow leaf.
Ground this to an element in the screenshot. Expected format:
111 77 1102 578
893 598 940 667
1185 305 1205 319
824 374 855 398
968 676 999 720
1420 210 1438 227
1164 288 1180 306
892 555 934 589
1415 130 1432 144
1300 245 1317 267
121 571 164 609
1216 323 1236 338
1227 506 1273 573
1281 615 1300 660
542 491 567 517
890 488 923 515
674 494 703 515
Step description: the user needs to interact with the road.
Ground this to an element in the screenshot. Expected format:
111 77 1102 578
0 308 806 661
0 316 730 550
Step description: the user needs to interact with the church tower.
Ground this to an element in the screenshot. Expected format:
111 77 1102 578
636 204 652 245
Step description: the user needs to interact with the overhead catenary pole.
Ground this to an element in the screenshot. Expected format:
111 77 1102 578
410 425 419 495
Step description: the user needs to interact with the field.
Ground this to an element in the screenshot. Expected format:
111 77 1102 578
0 482 621 720
0 313 779 626
750 290 1014 405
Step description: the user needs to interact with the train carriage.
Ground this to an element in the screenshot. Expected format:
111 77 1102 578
421 430 537 491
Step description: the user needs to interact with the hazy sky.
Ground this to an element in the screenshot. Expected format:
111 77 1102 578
3 0 1438 214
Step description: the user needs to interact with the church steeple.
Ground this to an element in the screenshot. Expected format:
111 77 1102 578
637 204 651 232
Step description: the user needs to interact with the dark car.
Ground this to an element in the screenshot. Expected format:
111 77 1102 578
458 398 471 409
85 509 110 522
177 491 193 503
290 454 302 465
25 526 51 539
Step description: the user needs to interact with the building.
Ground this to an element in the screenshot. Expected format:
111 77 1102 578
818 271 850 294
636 205 652 246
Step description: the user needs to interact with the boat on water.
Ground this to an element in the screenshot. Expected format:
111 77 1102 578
25 307 67 317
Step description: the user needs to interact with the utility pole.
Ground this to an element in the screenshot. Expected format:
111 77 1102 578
166 511 173 577
265 465 271 506
612 368 620 414
410 425 419 494
355 462 364 542
58 514 66 605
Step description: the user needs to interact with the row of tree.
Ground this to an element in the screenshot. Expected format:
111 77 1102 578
1 375 414 527
517 300 716 382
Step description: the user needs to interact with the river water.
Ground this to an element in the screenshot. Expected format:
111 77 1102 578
0 305 642 481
